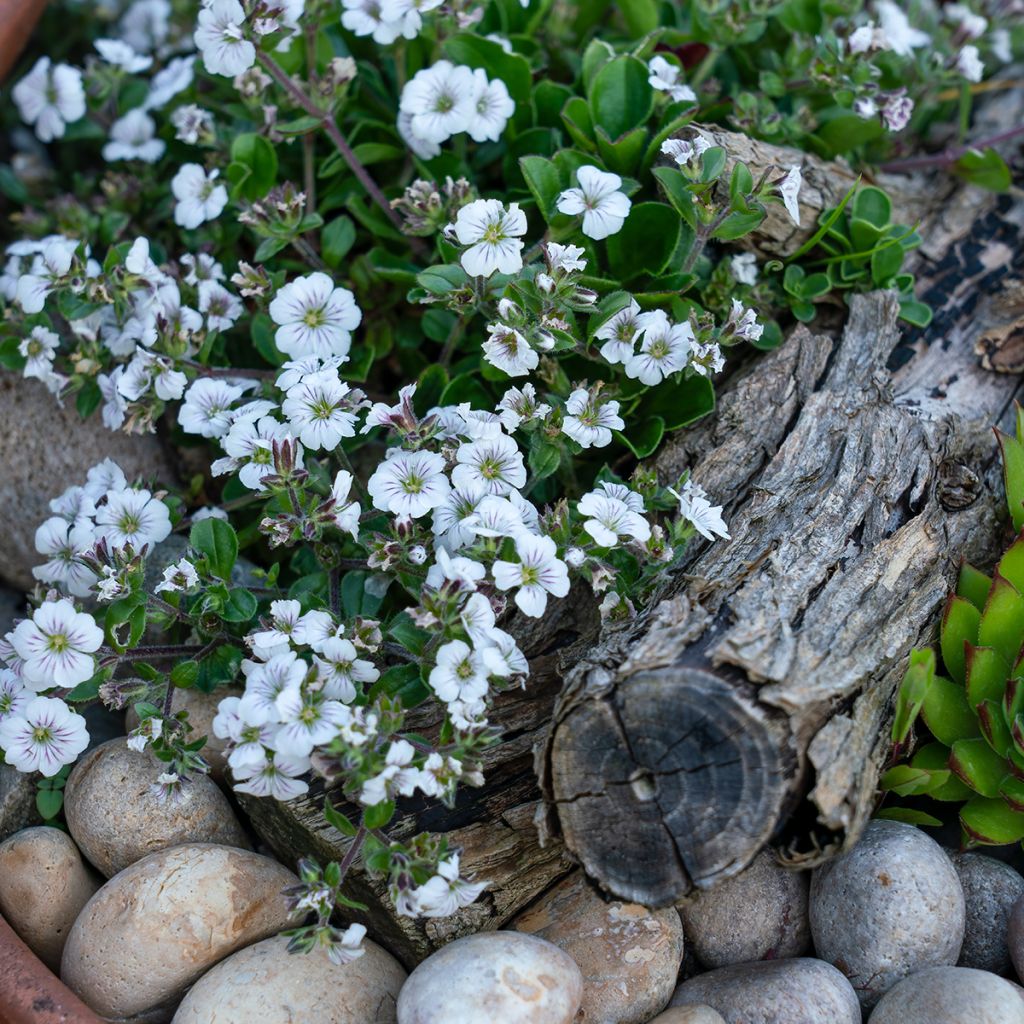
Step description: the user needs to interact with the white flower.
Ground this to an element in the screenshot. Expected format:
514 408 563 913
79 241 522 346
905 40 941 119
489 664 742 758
13 58 86 142
172 164 228 229
32 517 97 598
411 853 487 917
239 652 308 721
848 23 886 54
198 280 243 332
213 696 278 771
496 383 550 432
118 0 171 54
181 252 225 286
466 69 515 143
562 389 623 449
325 470 360 539
946 3 987 39
0 671 31 724
274 687 350 758
992 29 1012 65
661 134 711 170
669 479 731 541
492 533 569 617
876 0 930 56
360 738 423 806
314 638 378 703
16 238 75 313
84 458 127 501
623 310 692 385
731 252 758 286
556 166 631 240
269 273 362 360
368 449 451 518
725 298 763 343
95 488 172 551
19 326 59 381
647 56 696 104
0 697 89 777
342 0 410 44
425 548 486 590
179 378 248 438
281 368 359 451
248 600 305 653
170 104 212 145
326 923 367 967
432 484 488 550
154 557 200 594
214 415 297 491
776 166 802 227
143 55 196 110
595 297 642 365
452 434 526 496
400 61 476 144
103 109 165 163
881 91 914 133
397 109 442 160
232 751 310 800
11 599 103 691
956 45 984 83
462 494 534 541
453 199 527 278
546 243 587 274
577 491 651 547
95 38 153 72
429 640 490 704
482 324 538 377
194 0 256 77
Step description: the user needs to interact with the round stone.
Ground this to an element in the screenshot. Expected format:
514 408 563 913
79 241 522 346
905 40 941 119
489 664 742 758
61 843 296 1023
64 737 249 877
671 958 860 1024
0 826 100 971
648 1008 727 1024
172 933 406 1023
396 931 583 1024
677 849 810 968
949 852 1024 973
809 820 965 1008
868 965 1024 1023
1007 893 1024 980
126 687 240 782
512 869 684 1023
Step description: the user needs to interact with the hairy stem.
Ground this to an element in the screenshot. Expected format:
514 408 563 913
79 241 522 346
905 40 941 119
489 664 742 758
879 124 1024 172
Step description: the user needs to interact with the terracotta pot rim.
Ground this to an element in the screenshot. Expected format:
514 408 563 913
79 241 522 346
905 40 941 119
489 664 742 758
0 911 104 1024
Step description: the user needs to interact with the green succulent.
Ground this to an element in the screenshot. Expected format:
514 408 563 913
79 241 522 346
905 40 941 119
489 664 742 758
884 407 1024 846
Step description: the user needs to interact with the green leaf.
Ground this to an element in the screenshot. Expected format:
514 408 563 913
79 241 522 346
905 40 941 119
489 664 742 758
875 807 942 828
940 594 981 686
958 562 993 612
979 572 1024 666
961 795 1024 845
712 208 766 242
979 698 1012 755
949 737 1008 797
76 381 102 420
998 429 1024 531
588 56 654 140
275 114 324 136
638 374 715 431
898 299 932 328
190 518 238 580
529 439 562 480
910 742 973 801
519 155 562 221
230 133 278 200
620 0 658 35
561 97 596 150
388 612 431 657
880 764 952 797
362 799 395 830
36 789 63 820
324 800 359 837
891 648 935 743
322 216 356 268
920 674 978 746
195 643 243 693
595 124 648 176
221 588 258 622
416 264 468 296
440 373 490 408
581 38 615 95
698 146 727 184
652 166 695 223
170 660 200 689
953 147 1012 193
615 416 664 459
253 237 289 262
852 186 892 229
965 644 1011 709
370 663 429 707
607 202 681 281
999 773 1024 812
65 671 105 702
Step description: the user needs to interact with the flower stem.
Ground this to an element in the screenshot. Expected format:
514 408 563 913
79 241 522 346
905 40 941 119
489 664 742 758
879 124 1024 172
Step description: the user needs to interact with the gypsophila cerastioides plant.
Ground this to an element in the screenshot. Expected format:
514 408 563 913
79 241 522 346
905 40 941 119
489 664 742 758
0 0 1021 961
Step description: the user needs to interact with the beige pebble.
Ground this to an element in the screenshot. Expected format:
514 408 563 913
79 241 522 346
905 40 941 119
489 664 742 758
0 826 100 970
172 933 406 1023
64 737 249 877
868 965 1024 1023
397 931 583 1024
512 870 683 1024
61 843 296 1023
126 687 239 781
649 1008 727 1024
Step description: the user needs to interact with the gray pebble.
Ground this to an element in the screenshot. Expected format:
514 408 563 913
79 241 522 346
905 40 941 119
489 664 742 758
949 851 1024 973
677 850 809 968
809 820 965 1008
868 965 1024 1023
670 957 860 1024
649 1008 727 1024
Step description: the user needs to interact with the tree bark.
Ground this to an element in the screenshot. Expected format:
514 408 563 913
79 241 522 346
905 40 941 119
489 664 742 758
240 103 1024 957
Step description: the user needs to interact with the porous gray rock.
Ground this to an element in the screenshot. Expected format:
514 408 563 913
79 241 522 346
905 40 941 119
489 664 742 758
649 1008 727 1024
670 957 860 1024
0 763 40 840
172 933 406 1023
0 371 175 591
868 965 1024 1023
949 851 1024 973
1007 893 1024 980
677 850 810 968
0 826 100 970
61 843 296 1023
396 932 583 1024
512 869 684 1024
809 820 965 1008
64 737 248 877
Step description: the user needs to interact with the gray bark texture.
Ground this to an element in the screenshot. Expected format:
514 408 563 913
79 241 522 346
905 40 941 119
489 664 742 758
241 89 1024 960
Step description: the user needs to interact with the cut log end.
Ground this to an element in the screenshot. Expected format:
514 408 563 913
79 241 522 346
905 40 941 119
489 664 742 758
549 667 798 907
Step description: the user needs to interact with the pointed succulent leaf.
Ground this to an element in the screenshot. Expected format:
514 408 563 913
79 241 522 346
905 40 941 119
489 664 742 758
1009 745 1024 780
949 737 1010 797
961 795 1024 846
1000 774 1024 813
910 742 973 801
957 561 993 613
996 427 1024 532
965 644 1011 708
1006 676 1024 726
978 573 1024 670
875 807 943 828
1012 715 1024 759
978 698 1012 756
891 648 935 743
921 674 978 746
999 535 1024 595
940 594 980 685
880 764 952 797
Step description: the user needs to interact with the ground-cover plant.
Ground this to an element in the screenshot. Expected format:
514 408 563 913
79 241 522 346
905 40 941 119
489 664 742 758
0 0 1020 961
885 409 1024 848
